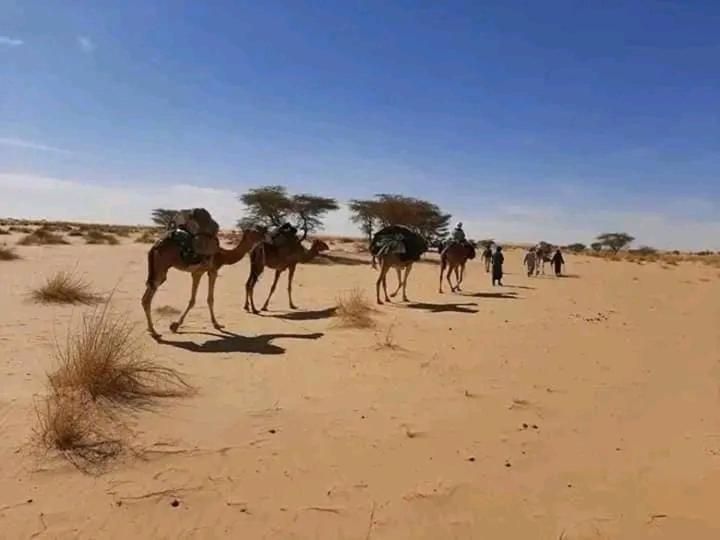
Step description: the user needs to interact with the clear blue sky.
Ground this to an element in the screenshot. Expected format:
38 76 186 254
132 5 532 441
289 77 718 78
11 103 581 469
2 1 719 248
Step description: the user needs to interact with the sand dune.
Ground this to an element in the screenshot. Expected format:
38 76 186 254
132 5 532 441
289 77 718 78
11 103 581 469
1 232 719 538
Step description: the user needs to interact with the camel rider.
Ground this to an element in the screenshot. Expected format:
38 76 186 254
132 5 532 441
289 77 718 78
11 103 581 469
270 222 298 247
452 223 466 244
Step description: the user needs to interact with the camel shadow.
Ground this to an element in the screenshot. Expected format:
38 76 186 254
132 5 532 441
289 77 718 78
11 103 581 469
156 330 324 355
269 307 337 321
404 301 479 314
503 285 535 290
558 274 581 279
310 254 369 266
464 292 519 300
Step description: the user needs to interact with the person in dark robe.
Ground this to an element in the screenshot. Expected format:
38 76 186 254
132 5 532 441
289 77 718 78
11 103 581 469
551 248 565 276
491 245 504 286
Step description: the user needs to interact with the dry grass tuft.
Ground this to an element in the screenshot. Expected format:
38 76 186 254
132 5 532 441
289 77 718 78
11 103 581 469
9 225 32 233
18 228 69 246
135 230 158 244
0 244 20 261
49 304 194 406
0 227 10 235
336 288 375 328
31 270 103 305
84 229 120 245
155 305 181 316
35 391 122 469
375 323 401 350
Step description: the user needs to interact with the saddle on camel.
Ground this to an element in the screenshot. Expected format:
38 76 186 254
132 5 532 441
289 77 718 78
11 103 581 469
164 208 220 264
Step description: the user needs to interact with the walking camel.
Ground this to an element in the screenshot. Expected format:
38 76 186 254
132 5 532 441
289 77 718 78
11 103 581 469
535 242 554 275
244 238 330 313
439 242 476 293
142 227 265 337
370 225 428 305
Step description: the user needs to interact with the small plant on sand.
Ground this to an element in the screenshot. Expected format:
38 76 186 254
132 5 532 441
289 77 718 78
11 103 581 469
336 288 375 328
84 229 120 245
18 228 69 246
35 391 122 467
155 305 181 316
375 323 401 350
49 303 193 406
0 227 10 235
0 244 20 261
31 270 103 305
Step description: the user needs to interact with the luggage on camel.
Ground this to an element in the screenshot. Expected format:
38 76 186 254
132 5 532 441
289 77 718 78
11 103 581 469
268 222 299 248
370 225 428 262
162 208 220 265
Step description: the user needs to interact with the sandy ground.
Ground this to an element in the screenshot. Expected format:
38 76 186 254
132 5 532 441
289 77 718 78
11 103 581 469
1 233 719 539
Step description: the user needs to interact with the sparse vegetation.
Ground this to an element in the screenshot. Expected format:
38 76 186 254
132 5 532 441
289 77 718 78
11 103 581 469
68 229 84 237
18 228 70 246
566 243 586 253
336 288 375 328
84 230 120 245
0 244 20 260
49 304 193 405
9 226 32 233
35 303 193 470
375 323 400 350
31 270 103 305
155 305 181 316
135 230 158 244
595 232 634 253
0 227 10 235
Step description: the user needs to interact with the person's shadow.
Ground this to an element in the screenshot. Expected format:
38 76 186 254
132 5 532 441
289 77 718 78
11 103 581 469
156 330 324 355
404 301 479 314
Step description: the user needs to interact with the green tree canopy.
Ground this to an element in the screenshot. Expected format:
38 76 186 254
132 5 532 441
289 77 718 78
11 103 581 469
596 232 634 253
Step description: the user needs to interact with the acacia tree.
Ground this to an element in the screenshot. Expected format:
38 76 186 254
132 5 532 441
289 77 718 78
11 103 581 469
566 243 586 253
237 185 338 238
151 208 177 228
348 199 380 243
591 242 604 252
348 194 451 243
292 194 340 240
596 232 634 253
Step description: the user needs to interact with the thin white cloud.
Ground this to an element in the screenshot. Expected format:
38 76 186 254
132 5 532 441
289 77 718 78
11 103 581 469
77 36 95 53
0 173 717 251
0 137 72 155
0 36 23 47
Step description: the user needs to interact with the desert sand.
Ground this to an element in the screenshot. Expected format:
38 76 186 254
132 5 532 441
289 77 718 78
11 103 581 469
1 231 719 539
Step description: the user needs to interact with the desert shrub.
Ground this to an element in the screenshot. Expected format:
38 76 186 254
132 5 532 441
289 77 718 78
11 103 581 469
9 226 32 233
18 228 69 246
68 229 84 237
49 304 193 405
155 305 181 316
566 243 586 253
84 230 120 245
31 270 103 305
0 228 10 235
336 288 375 328
134 230 158 244
0 244 20 260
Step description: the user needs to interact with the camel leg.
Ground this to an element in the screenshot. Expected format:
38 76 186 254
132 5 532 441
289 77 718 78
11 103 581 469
245 271 260 314
447 263 456 292
171 272 202 333
287 264 298 310
456 263 465 291
439 260 445 293
389 267 402 298
376 262 390 304
141 251 168 338
401 264 413 302
207 269 223 330
261 270 282 311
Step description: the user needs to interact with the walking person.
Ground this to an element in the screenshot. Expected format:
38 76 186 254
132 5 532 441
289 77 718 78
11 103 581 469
523 247 537 277
551 248 565 277
482 244 493 273
491 245 504 286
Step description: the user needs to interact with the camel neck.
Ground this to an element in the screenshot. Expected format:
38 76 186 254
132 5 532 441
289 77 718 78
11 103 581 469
217 239 253 267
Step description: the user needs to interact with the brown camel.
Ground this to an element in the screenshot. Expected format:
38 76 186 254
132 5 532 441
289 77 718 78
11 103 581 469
141 228 265 337
375 254 416 305
244 238 330 313
439 243 476 293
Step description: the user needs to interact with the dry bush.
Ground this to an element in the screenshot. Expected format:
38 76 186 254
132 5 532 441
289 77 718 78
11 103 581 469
135 230 158 244
0 244 20 261
31 270 103 305
336 288 375 328
35 391 122 469
0 227 10 235
9 225 31 233
18 228 69 246
49 304 193 406
68 229 84 237
375 323 401 350
155 305 181 316
84 230 120 245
